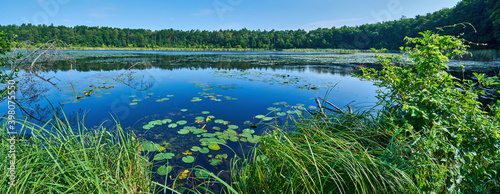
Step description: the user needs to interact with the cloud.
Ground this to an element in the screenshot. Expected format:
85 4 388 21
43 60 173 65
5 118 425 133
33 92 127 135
192 9 214 16
303 18 363 31
88 6 118 19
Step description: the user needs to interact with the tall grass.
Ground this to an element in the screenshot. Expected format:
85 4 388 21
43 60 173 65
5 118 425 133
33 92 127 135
0 113 153 193
230 109 418 194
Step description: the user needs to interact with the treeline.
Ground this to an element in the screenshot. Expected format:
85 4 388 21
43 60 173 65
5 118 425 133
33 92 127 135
0 0 499 50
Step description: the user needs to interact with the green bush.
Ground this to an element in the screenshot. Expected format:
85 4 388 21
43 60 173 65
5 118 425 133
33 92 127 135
359 31 500 192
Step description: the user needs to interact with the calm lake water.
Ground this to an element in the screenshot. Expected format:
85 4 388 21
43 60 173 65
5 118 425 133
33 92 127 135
10 50 498 183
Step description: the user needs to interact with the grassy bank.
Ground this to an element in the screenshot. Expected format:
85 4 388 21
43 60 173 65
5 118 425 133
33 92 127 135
0 115 153 193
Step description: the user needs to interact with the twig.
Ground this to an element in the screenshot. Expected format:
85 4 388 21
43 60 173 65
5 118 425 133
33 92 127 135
315 97 326 117
318 97 344 113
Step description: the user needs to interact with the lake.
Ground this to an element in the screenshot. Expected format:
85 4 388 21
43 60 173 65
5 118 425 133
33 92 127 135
3 50 498 182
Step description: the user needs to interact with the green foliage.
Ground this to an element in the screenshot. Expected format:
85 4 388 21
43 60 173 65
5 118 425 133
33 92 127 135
1 1 499 50
358 31 500 192
0 115 154 193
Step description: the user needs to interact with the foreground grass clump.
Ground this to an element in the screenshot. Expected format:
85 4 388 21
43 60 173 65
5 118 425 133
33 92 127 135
0 115 153 193
230 111 417 193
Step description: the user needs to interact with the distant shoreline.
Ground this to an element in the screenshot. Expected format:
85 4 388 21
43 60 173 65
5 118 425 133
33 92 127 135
32 46 376 54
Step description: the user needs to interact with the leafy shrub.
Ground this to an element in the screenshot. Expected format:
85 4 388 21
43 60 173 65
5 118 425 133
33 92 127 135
358 31 500 192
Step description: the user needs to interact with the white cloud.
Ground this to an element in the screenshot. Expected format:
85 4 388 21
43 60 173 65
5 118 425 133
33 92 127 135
192 9 214 16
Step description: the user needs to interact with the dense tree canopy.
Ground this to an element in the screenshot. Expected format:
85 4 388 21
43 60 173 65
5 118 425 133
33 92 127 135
0 0 498 50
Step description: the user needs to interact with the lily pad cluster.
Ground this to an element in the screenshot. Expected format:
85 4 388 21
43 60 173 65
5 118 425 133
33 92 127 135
143 119 172 130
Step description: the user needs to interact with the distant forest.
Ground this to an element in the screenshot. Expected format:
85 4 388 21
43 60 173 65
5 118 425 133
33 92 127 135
1 0 499 50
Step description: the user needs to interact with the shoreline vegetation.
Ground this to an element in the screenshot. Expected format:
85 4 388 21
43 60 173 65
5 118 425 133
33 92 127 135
1 31 500 193
20 45 375 54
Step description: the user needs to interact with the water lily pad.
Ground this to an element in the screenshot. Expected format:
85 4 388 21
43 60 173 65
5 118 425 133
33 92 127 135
141 142 161 152
212 126 221 131
129 102 138 105
276 112 287 116
202 133 216 137
154 153 175 160
248 135 261 143
240 138 248 142
267 107 282 111
168 123 178 128
162 119 172 124
178 129 189 134
182 156 195 163
129 95 136 98
243 121 251 125
157 165 173 176
199 147 210 153
142 124 154 130
167 95 174 97
215 154 228 159
209 159 222 166
195 116 205 120
192 128 205 134
227 125 239 130
201 111 210 114
191 146 202 152
262 117 273 121
214 119 225 124
208 144 221 151
229 136 239 142
308 106 317 109
180 109 188 112
148 93 154 95
255 115 265 119
176 120 187 125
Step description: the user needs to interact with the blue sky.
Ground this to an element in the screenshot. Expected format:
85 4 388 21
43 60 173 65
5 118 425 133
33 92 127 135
0 0 461 31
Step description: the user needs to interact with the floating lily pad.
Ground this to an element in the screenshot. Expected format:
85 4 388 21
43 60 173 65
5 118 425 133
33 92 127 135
195 116 205 121
308 106 317 109
262 117 274 121
199 147 210 153
276 112 287 116
129 102 138 105
212 126 221 131
182 156 195 163
157 165 173 176
154 153 175 160
201 111 210 114
192 128 205 134
168 123 178 128
178 129 189 134
227 125 239 130
248 135 261 143
162 119 172 124
209 159 222 166
176 120 187 125
180 109 188 112
191 146 202 152
267 107 282 111
129 95 136 98
142 124 154 130
141 142 161 152
208 144 221 151
229 136 239 142
243 121 251 125
167 95 174 97
202 133 216 137
148 93 154 95
214 119 225 124
255 115 265 119
215 154 228 159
